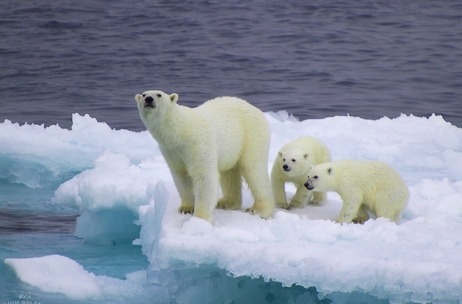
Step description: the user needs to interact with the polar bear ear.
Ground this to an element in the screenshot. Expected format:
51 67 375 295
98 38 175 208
303 153 309 159
278 151 283 157
327 167 332 175
169 93 179 103
135 94 142 103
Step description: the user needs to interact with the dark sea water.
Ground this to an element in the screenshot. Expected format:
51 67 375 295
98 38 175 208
1 0 461 131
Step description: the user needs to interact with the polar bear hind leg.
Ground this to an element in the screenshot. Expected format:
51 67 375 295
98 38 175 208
373 195 402 222
240 147 274 218
217 165 242 210
352 204 370 224
336 193 363 223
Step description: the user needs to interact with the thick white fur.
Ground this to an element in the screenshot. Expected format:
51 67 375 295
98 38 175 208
305 160 409 223
271 136 331 209
135 90 274 221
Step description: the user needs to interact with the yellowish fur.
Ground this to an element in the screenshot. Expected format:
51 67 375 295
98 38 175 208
305 160 409 223
271 136 331 209
135 90 274 221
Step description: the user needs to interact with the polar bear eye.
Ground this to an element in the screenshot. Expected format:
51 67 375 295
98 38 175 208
313 175 318 179
282 158 286 161
156 93 162 98
291 159 296 162
142 94 146 97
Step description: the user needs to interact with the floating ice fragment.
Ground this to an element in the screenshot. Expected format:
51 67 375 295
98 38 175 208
4 255 147 300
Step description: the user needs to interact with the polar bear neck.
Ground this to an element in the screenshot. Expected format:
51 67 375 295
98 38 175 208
147 104 195 149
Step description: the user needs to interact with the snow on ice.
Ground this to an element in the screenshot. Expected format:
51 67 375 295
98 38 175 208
2 112 462 303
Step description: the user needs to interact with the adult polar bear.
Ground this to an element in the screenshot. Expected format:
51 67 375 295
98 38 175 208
135 90 274 221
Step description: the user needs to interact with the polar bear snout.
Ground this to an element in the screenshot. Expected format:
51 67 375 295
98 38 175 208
144 96 155 108
282 164 291 172
304 180 314 190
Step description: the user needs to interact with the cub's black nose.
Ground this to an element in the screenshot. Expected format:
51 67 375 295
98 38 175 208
304 182 314 190
145 96 154 104
283 164 289 171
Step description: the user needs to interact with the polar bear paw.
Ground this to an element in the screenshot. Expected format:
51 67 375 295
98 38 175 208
289 199 305 209
245 201 273 219
308 199 322 206
217 197 241 210
178 206 194 214
276 202 291 210
309 192 326 206
245 207 259 215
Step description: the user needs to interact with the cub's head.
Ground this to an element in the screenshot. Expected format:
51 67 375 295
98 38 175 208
304 163 334 191
277 148 311 178
134 90 179 120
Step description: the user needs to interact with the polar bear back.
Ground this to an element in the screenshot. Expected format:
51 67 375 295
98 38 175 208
280 136 332 165
333 160 405 190
196 96 270 171
330 160 409 214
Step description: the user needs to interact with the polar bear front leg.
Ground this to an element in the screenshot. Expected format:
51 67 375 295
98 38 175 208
289 185 310 208
193 176 219 221
162 153 195 214
310 191 326 206
185 159 220 222
170 169 195 214
336 194 363 223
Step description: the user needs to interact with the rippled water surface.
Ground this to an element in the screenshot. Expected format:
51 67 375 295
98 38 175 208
1 0 461 130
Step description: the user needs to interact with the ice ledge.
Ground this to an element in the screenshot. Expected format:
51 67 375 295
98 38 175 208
137 181 462 304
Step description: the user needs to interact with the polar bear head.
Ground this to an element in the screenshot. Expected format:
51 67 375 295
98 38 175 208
277 148 312 178
135 90 179 120
304 163 334 192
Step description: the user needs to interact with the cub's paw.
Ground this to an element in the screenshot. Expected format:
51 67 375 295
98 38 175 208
289 199 304 209
308 200 322 206
310 193 326 206
178 206 194 214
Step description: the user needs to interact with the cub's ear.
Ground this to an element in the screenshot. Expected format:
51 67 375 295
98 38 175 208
278 151 283 157
303 153 309 159
170 93 179 103
327 167 332 175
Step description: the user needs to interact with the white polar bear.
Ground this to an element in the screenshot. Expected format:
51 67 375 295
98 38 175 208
305 160 409 223
135 90 274 221
271 136 331 209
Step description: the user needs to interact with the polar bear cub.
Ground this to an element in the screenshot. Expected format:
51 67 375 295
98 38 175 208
305 160 409 223
135 90 274 222
271 136 331 209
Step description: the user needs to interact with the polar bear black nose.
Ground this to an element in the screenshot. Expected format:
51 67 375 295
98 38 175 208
145 96 154 104
283 164 289 171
